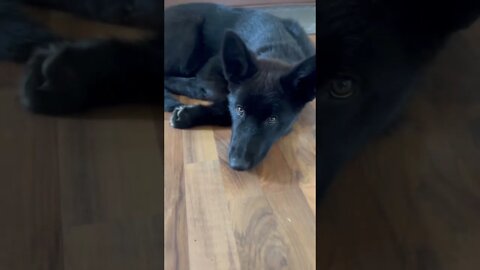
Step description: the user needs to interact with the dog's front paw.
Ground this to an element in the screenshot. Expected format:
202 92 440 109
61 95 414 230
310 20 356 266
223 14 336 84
170 105 197 129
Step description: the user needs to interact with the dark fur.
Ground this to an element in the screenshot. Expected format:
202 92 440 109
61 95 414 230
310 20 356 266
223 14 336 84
21 39 163 114
315 0 480 194
164 4 316 170
0 0 479 198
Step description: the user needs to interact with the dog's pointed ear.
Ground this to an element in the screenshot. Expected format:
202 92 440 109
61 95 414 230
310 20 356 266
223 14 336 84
222 31 258 84
282 56 316 104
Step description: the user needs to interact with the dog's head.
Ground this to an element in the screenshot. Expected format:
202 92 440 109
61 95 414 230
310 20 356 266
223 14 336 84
221 31 316 171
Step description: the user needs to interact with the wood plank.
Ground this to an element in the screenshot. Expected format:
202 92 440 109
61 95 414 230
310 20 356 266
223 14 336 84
184 161 241 270
63 216 163 270
57 107 164 269
254 139 316 270
182 128 219 165
164 119 190 270
278 100 316 214
0 64 63 270
57 107 163 227
214 126 316 270
218 155 298 269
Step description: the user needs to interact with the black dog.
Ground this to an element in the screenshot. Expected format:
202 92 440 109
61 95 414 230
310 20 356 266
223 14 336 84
1 2 316 173
164 4 316 171
1 0 479 198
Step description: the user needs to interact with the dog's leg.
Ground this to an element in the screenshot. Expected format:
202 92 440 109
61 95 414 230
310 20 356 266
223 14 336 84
21 37 163 115
165 76 209 100
165 76 225 101
170 99 231 129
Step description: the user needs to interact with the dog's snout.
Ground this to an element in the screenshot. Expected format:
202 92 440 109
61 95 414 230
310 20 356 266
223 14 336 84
229 157 251 171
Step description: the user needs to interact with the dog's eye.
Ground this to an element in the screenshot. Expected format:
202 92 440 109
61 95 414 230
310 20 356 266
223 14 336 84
265 116 278 125
236 105 245 116
330 78 355 99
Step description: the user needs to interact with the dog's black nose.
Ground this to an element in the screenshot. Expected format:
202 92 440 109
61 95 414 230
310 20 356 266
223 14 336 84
229 158 251 171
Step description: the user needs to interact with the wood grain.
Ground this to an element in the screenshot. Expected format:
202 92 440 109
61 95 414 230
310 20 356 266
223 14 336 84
164 119 190 270
165 104 316 270
184 161 241 270
56 107 164 270
0 64 63 270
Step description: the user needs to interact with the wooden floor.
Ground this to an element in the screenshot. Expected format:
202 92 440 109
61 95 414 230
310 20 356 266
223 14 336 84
163 87 316 269
0 7 479 270
163 38 316 269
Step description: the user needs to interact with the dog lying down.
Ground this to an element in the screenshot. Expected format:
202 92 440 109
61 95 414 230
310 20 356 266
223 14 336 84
1 1 479 198
163 4 316 171
8 3 317 173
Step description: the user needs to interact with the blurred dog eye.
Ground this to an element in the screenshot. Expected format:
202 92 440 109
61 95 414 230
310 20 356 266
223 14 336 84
236 105 245 116
330 78 355 98
265 116 277 125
